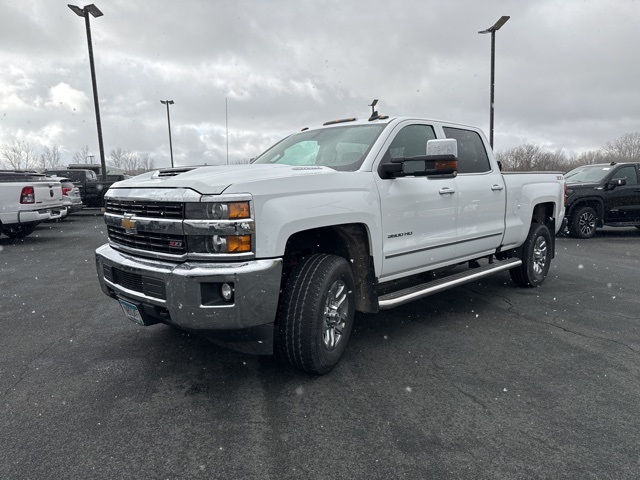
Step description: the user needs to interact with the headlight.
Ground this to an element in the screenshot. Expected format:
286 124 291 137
185 201 250 220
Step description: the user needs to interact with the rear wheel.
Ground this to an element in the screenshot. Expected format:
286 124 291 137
510 223 552 288
1 223 37 239
569 205 597 238
276 253 355 375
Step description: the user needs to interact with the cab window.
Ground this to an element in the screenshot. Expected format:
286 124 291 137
443 127 491 174
612 165 638 185
387 124 437 159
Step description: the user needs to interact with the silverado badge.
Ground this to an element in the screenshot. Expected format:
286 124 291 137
121 214 137 234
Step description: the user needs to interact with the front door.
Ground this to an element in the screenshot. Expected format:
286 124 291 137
375 122 458 281
606 164 640 222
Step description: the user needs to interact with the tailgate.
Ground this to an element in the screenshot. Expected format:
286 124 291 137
33 180 64 208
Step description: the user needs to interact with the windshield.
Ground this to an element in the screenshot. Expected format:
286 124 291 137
565 165 613 183
252 124 386 171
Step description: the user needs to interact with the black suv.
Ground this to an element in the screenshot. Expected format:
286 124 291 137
565 162 640 238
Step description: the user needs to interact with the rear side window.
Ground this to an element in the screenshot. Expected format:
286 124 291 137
443 127 491 174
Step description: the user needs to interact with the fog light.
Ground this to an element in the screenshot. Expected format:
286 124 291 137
220 283 234 301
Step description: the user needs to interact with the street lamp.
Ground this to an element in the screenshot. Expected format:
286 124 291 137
479 15 510 149
68 4 107 181
160 100 175 168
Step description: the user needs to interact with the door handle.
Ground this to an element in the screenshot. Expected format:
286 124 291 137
491 184 504 191
439 187 456 195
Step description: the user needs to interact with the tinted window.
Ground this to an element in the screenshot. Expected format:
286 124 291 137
612 165 638 185
443 127 491 174
387 124 436 159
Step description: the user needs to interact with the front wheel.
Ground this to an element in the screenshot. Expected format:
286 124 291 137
276 254 355 375
569 205 597 238
510 223 552 288
1 223 37 239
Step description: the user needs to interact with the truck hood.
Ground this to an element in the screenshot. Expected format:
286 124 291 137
109 164 337 195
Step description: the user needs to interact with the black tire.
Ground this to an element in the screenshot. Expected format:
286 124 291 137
1 223 37 239
569 205 597 239
510 223 552 288
276 253 355 375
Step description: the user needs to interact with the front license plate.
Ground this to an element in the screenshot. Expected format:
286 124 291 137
119 299 144 325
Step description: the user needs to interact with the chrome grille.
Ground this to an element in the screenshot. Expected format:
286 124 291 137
107 225 187 255
105 200 183 219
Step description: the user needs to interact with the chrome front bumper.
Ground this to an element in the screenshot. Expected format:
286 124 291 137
95 244 283 354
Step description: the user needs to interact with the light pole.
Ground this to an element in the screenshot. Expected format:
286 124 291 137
160 100 175 168
225 97 229 165
68 4 107 181
479 15 510 149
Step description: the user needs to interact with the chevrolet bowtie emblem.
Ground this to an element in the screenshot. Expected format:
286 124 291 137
121 214 137 234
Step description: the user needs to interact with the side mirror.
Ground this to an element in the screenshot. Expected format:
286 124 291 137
426 138 457 157
380 139 458 178
609 177 627 188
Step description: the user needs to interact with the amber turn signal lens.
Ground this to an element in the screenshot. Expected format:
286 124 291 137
227 235 251 252
435 160 457 170
229 202 250 219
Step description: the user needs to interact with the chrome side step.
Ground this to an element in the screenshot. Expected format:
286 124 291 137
378 258 522 310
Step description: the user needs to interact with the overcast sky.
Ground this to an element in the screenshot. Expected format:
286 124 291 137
1 0 639 169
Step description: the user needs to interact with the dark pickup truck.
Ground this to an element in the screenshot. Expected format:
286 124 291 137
44 168 115 207
565 161 640 238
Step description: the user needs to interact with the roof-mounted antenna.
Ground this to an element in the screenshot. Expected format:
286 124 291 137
368 99 378 120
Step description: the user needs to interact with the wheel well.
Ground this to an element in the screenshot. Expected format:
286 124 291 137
527 203 558 258
531 202 558 231
568 199 604 224
282 224 378 313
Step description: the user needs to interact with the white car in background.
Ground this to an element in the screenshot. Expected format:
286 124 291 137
48 176 84 217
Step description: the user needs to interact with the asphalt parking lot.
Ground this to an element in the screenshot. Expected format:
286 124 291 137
1 213 639 479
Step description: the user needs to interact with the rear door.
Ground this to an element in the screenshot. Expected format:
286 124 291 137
442 126 506 258
375 122 458 280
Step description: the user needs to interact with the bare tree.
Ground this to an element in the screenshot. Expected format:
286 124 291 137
132 153 155 175
496 144 571 172
564 150 607 171
496 144 540 171
39 145 62 171
603 132 640 162
109 148 156 175
1 140 39 170
73 145 92 164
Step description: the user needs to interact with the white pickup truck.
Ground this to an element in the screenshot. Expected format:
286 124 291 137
96 116 565 374
0 171 66 238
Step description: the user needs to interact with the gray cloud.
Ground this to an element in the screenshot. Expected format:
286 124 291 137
1 0 639 169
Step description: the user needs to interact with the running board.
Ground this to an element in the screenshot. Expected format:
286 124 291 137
378 258 522 310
